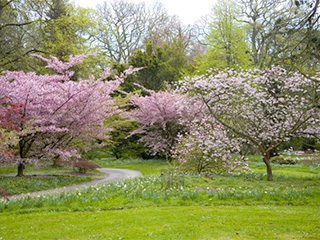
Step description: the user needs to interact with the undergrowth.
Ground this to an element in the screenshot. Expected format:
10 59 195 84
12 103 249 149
1 172 319 214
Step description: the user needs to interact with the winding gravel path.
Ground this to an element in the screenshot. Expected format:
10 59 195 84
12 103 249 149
9 168 142 200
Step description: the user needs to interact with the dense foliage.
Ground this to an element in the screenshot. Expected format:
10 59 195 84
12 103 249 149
127 90 202 159
173 116 247 174
178 66 320 180
126 41 188 91
0 98 23 161
0 54 137 175
1 0 320 180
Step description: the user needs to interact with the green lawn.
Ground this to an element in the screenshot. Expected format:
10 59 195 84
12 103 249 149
0 164 69 175
92 158 169 175
0 156 319 239
1 167 319 213
0 205 319 239
0 175 93 196
0 164 103 196
0 159 166 197
250 162 320 178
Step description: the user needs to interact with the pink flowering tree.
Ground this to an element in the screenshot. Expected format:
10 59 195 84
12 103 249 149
0 54 137 176
179 67 320 180
127 90 203 159
0 98 24 161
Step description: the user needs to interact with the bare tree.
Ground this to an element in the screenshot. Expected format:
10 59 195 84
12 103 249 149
94 0 195 64
0 0 86 72
95 0 148 63
238 0 320 70
0 0 37 71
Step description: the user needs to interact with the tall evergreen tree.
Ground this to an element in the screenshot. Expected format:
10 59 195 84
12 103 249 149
126 40 188 91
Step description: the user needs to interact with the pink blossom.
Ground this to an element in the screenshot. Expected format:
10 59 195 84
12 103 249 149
127 90 204 158
0 54 134 170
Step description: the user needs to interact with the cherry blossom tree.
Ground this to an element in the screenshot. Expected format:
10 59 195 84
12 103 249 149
127 90 203 159
127 89 245 172
0 97 24 162
0 54 137 176
179 67 320 180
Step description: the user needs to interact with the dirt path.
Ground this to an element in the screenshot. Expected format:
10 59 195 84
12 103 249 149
9 168 142 200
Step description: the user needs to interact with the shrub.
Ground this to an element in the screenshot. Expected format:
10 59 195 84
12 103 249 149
176 146 230 174
72 161 100 174
104 115 146 159
0 188 9 201
270 156 298 165
83 148 110 160
127 90 202 159
173 117 245 174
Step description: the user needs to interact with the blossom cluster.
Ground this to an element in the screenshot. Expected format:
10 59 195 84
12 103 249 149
178 67 320 153
172 116 247 173
0 54 133 164
127 90 203 158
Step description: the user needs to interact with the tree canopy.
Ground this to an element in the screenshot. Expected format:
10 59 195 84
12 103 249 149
1 0 320 181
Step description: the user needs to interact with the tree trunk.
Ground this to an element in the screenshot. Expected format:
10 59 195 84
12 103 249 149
52 156 62 167
17 163 25 177
262 151 273 181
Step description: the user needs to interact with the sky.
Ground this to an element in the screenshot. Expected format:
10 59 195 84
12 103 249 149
73 0 215 25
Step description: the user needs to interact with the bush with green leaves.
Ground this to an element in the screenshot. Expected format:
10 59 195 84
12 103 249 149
0 188 9 201
104 115 146 159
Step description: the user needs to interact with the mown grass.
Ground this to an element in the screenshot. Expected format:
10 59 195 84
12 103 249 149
0 205 319 240
92 158 169 175
0 164 70 175
0 156 319 239
94 155 320 178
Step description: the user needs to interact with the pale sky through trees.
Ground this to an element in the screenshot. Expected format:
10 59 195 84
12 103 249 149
73 0 215 25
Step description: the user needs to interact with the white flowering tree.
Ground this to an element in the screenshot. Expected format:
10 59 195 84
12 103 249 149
173 116 247 174
180 67 320 180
